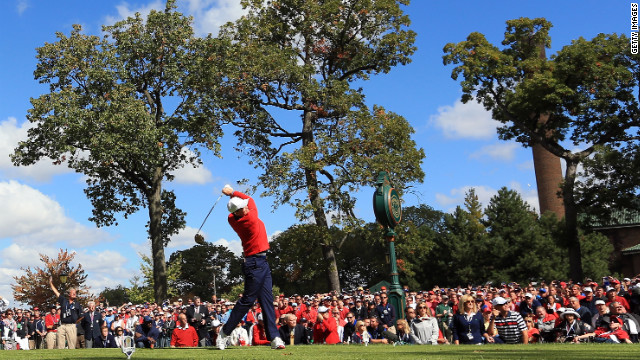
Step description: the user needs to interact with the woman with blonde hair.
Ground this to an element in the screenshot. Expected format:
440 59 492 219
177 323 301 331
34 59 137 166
409 302 439 345
450 294 493 344
387 319 413 344
351 320 370 344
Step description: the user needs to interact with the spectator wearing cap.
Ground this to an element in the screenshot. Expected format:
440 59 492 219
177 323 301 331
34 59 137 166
350 298 367 321
170 313 198 348
435 295 453 342
518 293 541 319
44 305 59 349
313 306 340 344
592 299 610 329
134 316 160 348
569 296 592 327
606 287 631 312
579 287 597 315
555 308 589 343
32 308 46 349
488 296 528 344
451 295 492 345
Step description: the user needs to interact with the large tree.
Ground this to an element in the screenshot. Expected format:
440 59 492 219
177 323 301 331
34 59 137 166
208 0 424 292
168 243 243 299
11 1 224 301
12 249 89 308
443 18 640 280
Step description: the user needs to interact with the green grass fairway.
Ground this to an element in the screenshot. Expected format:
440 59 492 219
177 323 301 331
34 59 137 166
6 344 638 360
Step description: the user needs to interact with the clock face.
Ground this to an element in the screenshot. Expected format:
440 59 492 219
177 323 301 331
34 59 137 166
387 188 402 226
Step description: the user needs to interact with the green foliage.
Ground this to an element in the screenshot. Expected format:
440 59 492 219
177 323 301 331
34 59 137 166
168 243 243 299
127 253 181 304
11 0 225 302
443 17 640 279
99 285 130 307
221 282 281 303
212 0 424 292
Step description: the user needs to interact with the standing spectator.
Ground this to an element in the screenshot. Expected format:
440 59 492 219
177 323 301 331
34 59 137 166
451 295 492 345
435 295 453 342
488 297 528 344
49 276 82 349
81 301 103 348
15 309 30 350
580 287 597 315
186 296 209 346
351 298 367 321
162 311 176 348
33 310 46 349
409 302 439 345
216 185 285 350
519 293 541 319
44 305 59 349
606 288 631 312
170 314 198 348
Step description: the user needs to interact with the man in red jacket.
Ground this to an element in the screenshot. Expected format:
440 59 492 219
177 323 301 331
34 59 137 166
216 185 285 350
313 306 340 344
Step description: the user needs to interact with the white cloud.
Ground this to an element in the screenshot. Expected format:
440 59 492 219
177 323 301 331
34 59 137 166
518 160 535 171
436 182 540 214
0 117 73 182
0 181 111 247
104 0 165 25
167 225 201 249
435 185 497 212
104 0 246 36
430 101 497 139
16 0 29 15
185 0 246 36
470 142 519 162
172 148 213 184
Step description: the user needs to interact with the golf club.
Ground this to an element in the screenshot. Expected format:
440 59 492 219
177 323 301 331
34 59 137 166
194 193 224 245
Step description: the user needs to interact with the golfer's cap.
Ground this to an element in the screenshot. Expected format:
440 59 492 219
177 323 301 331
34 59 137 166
492 297 508 306
318 306 329 313
228 197 249 213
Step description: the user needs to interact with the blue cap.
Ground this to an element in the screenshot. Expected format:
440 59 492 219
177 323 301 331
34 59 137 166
143 316 153 323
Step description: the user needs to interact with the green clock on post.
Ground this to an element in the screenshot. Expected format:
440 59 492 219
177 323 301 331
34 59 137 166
373 171 402 234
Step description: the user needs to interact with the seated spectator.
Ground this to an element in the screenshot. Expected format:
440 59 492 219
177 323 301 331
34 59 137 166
351 320 370 344
278 314 309 345
534 306 557 343
170 314 198 348
388 319 413 344
366 316 389 344
313 306 340 345
451 294 492 345
409 302 439 345
524 316 540 343
609 301 640 343
228 321 249 346
574 315 632 343
252 314 270 346
342 312 357 343
94 326 118 348
569 296 592 326
488 297 528 344
555 309 589 343
134 316 159 348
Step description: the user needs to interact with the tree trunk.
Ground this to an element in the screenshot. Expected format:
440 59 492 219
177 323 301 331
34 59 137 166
302 109 341 293
562 160 583 281
149 166 168 303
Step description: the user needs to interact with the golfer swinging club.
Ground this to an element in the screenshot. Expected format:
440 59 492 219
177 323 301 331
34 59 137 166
216 184 286 350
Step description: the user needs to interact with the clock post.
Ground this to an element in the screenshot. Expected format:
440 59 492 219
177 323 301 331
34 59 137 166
372 171 405 324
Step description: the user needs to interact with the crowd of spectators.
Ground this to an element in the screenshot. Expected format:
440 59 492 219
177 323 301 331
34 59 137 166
1 275 639 350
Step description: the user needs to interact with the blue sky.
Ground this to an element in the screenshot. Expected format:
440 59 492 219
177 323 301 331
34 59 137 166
0 0 630 301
